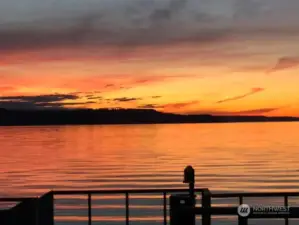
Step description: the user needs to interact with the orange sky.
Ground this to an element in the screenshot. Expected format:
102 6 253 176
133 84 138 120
1 0 299 116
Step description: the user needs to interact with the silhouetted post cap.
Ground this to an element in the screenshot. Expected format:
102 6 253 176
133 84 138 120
183 165 195 183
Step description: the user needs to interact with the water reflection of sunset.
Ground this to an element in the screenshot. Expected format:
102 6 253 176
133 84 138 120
1 123 299 196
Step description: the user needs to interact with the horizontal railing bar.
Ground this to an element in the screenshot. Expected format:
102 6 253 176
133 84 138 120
5 189 299 198
211 192 299 198
53 188 206 195
194 206 237 215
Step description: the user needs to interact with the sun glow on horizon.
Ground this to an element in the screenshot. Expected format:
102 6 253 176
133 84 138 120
1 0 299 116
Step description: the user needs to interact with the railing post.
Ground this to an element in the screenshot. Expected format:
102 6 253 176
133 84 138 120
183 165 195 206
38 191 54 225
201 189 211 225
163 192 167 225
238 216 248 225
125 192 129 225
88 193 92 225
11 198 39 225
284 195 289 225
238 196 248 225
169 166 196 225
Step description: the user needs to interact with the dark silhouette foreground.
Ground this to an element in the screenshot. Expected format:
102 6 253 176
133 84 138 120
1 166 299 225
0 108 298 126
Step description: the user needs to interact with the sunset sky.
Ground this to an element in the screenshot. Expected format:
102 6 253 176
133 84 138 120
1 0 299 116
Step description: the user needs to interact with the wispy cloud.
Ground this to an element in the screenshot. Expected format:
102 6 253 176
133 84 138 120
232 107 281 115
132 75 198 85
161 101 199 109
0 94 78 102
63 74 198 92
216 87 265 104
186 107 282 116
112 97 142 102
149 0 188 24
267 56 299 73
0 12 226 53
138 104 158 109
0 94 84 109
85 95 102 100
2 0 299 55
104 84 115 88
138 100 199 110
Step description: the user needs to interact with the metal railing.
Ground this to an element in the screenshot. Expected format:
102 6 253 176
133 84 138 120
53 188 206 225
171 189 299 225
209 191 299 225
2 189 299 225
2 165 299 225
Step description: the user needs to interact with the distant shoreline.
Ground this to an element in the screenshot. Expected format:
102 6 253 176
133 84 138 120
1 108 299 126
1 121 299 127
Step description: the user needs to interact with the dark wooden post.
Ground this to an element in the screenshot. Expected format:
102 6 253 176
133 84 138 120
183 165 195 206
38 191 54 225
11 198 39 225
0 209 12 225
169 195 195 225
201 189 211 225
169 166 196 225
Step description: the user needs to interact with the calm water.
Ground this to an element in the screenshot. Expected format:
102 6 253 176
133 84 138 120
1 122 299 225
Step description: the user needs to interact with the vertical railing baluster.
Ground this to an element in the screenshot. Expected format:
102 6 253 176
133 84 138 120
202 189 211 225
239 196 243 205
238 195 248 225
125 192 129 225
284 195 289 225
163 192 167 225
88 193 92 225
238 196 248 225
